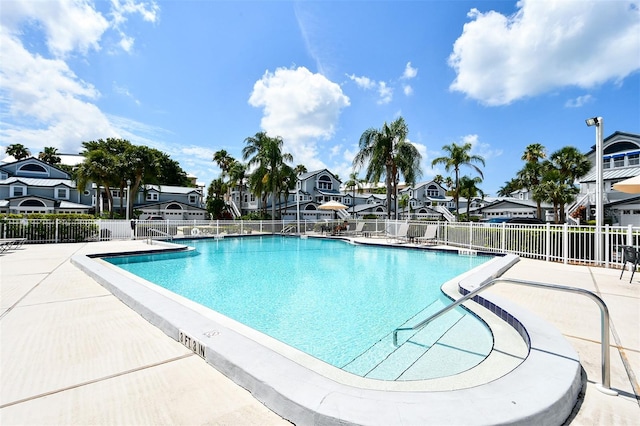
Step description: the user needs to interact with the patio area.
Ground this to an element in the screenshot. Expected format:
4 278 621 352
1 239 638 424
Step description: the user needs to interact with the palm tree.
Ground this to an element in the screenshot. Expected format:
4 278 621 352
344 172 366 214
38 147 61 165
521 143 546 163
517 161 546 219
516 143 547 219
457 176 484 221
431 142 485 219
353 117 422 219
6 144 31 160
497 178 522 197
228 160 247 217
213 150 234 179
549 146 590 223
242 131 293 220
76 148 119 217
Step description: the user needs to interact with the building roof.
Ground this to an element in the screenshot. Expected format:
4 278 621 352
580 167 640 183
144 184 202 195
0 177 75 187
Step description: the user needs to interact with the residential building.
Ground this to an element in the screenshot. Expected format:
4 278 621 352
577 131 640 226
0 156 207 219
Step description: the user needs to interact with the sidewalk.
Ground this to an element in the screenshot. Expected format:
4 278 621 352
1 241 638 425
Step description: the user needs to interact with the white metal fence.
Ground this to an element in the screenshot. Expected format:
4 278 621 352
2 218 638 269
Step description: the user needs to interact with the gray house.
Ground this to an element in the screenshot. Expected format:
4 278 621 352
0 157 92 214
577 131 640 226
0 156 207 219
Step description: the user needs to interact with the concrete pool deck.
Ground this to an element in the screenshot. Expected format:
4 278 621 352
1 239 638 424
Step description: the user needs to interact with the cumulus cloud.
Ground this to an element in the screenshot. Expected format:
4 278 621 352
402 62 418 79
249 66 350 170
0 0 160 154
448 0 640 105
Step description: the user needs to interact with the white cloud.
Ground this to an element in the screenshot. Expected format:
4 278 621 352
377 81 393 104
347 74 375 90
249 66 350 170
402 62 418 79
403 85 413 96
448 0 640 105
0 0 161 155
565 94 594 108
0 0 109 57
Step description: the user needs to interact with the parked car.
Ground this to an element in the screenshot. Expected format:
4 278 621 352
145 215 165 221
506 217 545 224
483 217 511 223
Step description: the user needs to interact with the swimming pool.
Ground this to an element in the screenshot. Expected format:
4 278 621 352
73 240 582 425
106 236 493 379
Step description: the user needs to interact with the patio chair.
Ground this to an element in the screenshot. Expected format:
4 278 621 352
345 221 365 236
386 223 410 243
619 246 639 283
416 225 438 245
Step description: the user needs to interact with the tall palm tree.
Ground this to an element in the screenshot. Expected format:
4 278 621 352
516 143 547 219
242 131 293 220
6 144 31 160
521 143 546 163
213 149 234 179
497 178 522 197
549 146 590 223
517 161 546 219
228 160 247 217
457 176 485 221
353 117 422 219
431 142 485 219
38 147 61 165
344 172 366 214
76 148 119 217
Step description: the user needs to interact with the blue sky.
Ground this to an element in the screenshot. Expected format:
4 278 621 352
1 0 639 196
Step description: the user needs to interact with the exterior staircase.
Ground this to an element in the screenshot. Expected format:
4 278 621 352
336 209 351 219
435 205 456 222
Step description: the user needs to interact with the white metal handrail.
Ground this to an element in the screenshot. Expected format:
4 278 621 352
392 277 617 395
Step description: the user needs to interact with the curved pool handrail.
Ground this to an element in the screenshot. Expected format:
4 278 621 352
393 277 617 395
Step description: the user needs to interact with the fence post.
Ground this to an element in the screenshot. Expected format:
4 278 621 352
563 223 569 264
55 218 59 243
627 224 633 246
468 222 473 249
604 225 610 268
545 222 551 262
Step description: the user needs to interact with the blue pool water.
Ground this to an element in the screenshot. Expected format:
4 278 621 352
107 236 493 378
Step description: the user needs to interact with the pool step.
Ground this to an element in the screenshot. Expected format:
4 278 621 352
342 299 492 380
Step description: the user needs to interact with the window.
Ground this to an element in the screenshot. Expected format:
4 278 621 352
603 159 611 169
318 175 332 190
189 194 198 204
18 163 47 174
614 156 624 168
146 192 159 201
55 187 69 199
11 185 26 197
629 154 639 166
111 190 121 198
427 185 439 197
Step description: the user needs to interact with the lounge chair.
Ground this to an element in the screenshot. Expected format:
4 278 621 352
619 245 639 283
416 225 438 245
345 221 365 236
0 238 26 252
386 223 410 243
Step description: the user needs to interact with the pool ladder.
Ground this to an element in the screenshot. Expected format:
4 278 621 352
392 277 617 395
